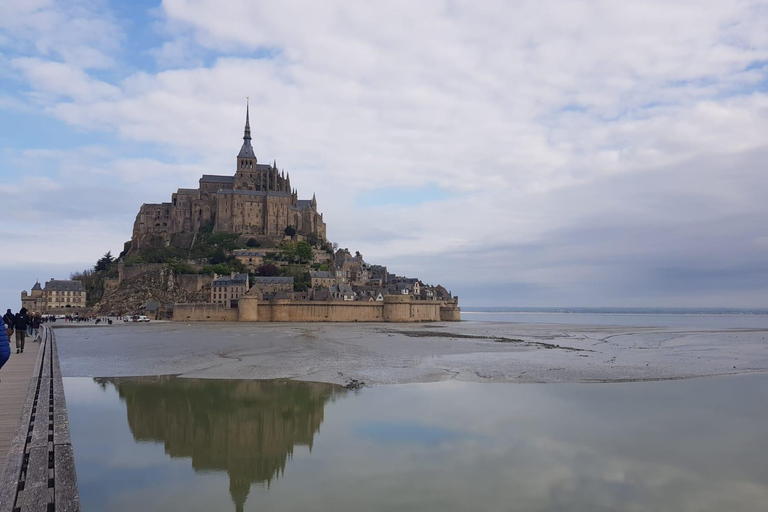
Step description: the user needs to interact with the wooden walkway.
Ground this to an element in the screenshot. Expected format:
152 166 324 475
0 325 80 512
0 337 40 476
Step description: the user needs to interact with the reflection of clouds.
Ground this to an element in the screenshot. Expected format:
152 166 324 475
65 376 768 512
352 421 464 446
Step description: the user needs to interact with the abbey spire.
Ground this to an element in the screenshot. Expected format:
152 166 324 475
237 99 257 160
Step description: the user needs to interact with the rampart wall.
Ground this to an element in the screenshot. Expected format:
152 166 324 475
173 303 239 322
174 295 460 323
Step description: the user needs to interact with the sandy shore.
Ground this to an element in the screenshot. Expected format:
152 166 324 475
54 320 768 385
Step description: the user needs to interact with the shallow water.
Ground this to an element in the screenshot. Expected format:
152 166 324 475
64 375 768 512
462 310 768 328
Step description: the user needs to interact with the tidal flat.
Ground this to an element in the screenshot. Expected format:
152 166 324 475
55 321 768 384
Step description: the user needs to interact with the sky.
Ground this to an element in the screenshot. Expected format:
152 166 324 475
1 0 767 309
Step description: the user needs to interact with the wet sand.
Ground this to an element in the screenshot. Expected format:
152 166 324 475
54 321 768 385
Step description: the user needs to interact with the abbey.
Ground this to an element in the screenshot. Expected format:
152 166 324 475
129 104 326 252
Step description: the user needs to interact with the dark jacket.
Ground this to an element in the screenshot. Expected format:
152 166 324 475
32 316 42 329
14 312 29 330
3 310 13 327
0 323 10 367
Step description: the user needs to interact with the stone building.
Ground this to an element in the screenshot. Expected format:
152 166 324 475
309 271 336 288
232 249 265 272
248 277 294 300
20 281 45 312
211 273 250 308
21 279 87 312
129 103 326 253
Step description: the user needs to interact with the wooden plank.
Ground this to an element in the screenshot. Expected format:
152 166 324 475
54 444 80 512
19 445 50 512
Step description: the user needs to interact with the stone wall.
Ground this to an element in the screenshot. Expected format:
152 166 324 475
175 295 459 323
176 273 214 293
173 303 239 322
121 263 166 283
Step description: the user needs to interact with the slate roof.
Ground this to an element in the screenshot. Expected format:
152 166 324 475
218 189 292 198
251 276 294 285
31 282 42 291
297 200 313 208
238 139 256 158
200 175 235 184
44 280 85 292
233 250 265 257
212 273 249 286
309 271 335 279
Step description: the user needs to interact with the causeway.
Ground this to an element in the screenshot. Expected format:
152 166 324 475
0 325 80 512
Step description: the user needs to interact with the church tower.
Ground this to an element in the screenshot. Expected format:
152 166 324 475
237 100 256 172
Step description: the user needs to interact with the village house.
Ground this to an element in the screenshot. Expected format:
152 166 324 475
232 249 265 272
309 270 336 288
21 279 87 313
211 272 250 308
248 276 294 300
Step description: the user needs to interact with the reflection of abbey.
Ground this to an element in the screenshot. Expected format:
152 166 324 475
130 103 326 252
104 377 341 512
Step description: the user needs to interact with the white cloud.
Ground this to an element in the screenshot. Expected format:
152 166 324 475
0 0 121 69
2 1 768 306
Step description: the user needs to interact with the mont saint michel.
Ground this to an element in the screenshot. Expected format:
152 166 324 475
96 105 460 323
129 104 326 253
3 3 768 512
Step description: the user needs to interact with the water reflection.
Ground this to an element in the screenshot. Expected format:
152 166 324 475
95 377 344 512
65 375 768 512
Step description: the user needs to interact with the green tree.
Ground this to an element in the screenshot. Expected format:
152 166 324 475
280 242 297 262
246 238 261 248
256 264 279 276
284 225 296 237
94 251 114 272
296 241 313 263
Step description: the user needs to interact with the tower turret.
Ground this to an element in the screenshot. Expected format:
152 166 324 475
237 99 256 166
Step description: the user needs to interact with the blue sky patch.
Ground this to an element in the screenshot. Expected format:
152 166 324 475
355 183 454 207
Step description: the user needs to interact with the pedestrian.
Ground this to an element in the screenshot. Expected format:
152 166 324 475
3 308 14 329
32 313 42 342
0 322 10 381
14 307 30 354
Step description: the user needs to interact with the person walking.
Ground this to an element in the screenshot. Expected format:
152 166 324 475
14 307 30 354
32 313 42 342
3 308 14 329
0 322 10 381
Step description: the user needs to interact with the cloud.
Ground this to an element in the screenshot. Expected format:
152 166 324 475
0 0 121 69
1 1 768 307
12 58 121 103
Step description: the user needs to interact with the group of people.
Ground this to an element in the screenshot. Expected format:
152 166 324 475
1 308 44 378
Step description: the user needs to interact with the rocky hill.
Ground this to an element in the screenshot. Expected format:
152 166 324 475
94 266 208 314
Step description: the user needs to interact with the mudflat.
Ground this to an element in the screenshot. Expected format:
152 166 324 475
54 321 768 385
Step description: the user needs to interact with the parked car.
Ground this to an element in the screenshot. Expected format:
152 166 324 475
124 315 150 322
